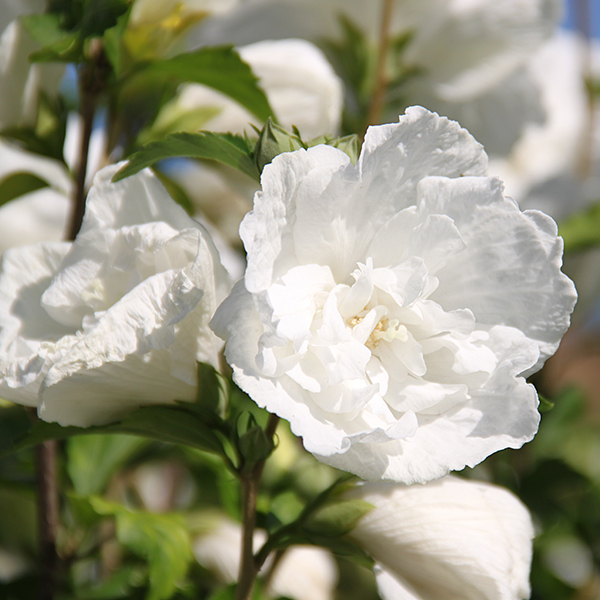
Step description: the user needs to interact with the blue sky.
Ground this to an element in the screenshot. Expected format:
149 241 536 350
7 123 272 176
563 0 600 37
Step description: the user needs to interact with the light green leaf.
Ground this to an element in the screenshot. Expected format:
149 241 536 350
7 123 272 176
113 131 259 182
67 434 146 495
559 201 600 252
80 496 193 600
0 172 49 206
117 510 192 600
20 13 67 47
140 46 273 123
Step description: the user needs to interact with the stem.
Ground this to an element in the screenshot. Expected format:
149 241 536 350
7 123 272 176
366 0 396 128
68 39 107 240
261 549 286 593
36 441 59 600
235 414 279 600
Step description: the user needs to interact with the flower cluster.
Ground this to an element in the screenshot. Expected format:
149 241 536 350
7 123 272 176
0 0 586 596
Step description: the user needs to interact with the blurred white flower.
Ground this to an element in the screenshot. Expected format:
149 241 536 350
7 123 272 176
0 20 64 128
194 517 337 600
194 0 560 103
154 38 343 140
486 31 598 220
0 164 231 426
212 107 576 484
345 476 534 600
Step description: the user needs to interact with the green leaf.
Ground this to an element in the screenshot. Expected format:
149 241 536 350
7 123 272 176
1 402 226 459
195 362 225 414
238 424 274 466
304 499 374 537
67 434 146 495
0 172 49 206
559 201 600 252
81 496 193 600
117 511 192 600
20 13 68 47
140 46 273 123
0 406 34 459
113 131 259 182
78 0 129 39
538 395 555 413
102 6 131 75
75 565 145 599
114 405 226 455
254 118 305 172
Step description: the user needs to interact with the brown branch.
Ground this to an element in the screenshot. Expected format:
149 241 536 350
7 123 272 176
36 440 59 600
366 0 396 129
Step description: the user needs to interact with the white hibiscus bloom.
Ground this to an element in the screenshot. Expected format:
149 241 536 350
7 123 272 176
153 39 343 140
345 476 534 600
0 164 231 427
212 107 576 484
194 517 337 600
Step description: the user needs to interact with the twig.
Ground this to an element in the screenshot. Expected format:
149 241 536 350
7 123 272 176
36 441 59 600
68 39 108 240
235 414 279 600
366 0 396 128
574 0 595 179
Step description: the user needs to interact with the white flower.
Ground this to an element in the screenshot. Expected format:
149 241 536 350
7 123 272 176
212 107 576 484
153 39 343 139
194 0 561 103
0 164 231 427
345 476 534 600
194 517 337 600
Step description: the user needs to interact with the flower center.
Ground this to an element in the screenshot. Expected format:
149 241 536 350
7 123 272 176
350 315 409 350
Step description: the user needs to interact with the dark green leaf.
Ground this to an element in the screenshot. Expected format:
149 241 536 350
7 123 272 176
67 434 146 495
141 46 273 123
113 131 259 181
79 0 129 39
559 201 600 252
195 362 225 413
238 425 274 466
102 6 131 75
1 402 226 459
0 406 34 458
0 172 49 206
114 405 225 455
